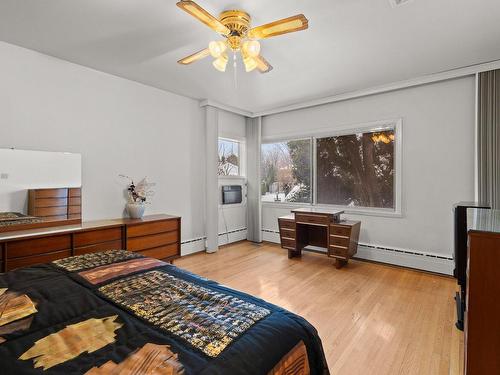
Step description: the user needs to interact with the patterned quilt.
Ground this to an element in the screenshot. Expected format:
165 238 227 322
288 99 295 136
0 250 329 374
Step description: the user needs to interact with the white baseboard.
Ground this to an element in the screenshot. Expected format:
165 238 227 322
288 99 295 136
181 237 206 256
261 229 453 275
218 228 247 246
181 228 248 256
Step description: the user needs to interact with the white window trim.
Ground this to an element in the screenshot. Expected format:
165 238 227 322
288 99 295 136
218 137 246 178
261 137 313 205
260 118 403 218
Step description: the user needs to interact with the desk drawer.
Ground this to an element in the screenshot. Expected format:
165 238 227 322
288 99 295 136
278 219 295 230
281 238 296 250
329 235 350 248
329 245 348 258
280 227 296 239
330 225 351 237
295 214 330 226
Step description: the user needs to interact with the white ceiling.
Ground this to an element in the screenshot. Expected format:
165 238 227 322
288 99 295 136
1 0 500 113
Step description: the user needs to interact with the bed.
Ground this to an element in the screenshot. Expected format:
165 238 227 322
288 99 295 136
0 250 329 374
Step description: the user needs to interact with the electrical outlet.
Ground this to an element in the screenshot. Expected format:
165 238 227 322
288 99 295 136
0 173 8 179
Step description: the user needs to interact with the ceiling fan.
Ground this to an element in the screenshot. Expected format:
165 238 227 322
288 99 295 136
176 1 309 73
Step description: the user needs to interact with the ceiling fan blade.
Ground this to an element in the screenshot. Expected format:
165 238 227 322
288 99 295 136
254 55 273 74
177 48 210 65
248 14 309 40
176 1 230 37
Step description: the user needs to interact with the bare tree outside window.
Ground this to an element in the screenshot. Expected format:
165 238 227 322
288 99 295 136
218 139 240 176
316 129 395 208
261 140 311 203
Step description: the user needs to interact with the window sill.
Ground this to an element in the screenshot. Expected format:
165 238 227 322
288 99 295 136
218 176 246 180
261 201 403 218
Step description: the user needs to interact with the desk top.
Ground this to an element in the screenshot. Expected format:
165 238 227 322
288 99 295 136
291 207 344 216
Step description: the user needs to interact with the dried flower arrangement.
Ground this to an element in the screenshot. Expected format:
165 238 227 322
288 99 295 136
119 175 155 204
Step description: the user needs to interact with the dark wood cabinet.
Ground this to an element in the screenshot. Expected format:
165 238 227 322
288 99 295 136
0 214 181 272
464 208 500 375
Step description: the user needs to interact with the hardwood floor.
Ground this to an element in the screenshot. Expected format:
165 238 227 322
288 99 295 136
176 241 463 375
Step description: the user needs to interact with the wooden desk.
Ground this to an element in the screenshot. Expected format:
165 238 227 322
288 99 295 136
278 208 361 269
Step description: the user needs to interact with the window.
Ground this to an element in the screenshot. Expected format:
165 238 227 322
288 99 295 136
261 139 311 203
316 129 395 209
260 121 400 213
218 138 240 176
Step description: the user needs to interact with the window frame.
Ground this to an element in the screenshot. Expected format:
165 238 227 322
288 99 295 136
218 137 245 178
260 137 314 205
261 119 403 217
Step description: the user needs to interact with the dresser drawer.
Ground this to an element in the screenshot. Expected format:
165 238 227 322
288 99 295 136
6 235 72 258
137 243 179 260
74 240 123 255
329 235 350 248
34 206 68 217
127 231 179 252
127 220 179 238
34 198 68 208
33 188 68 199
69 188 81 197
68 205 81 215
5 249 71 271
74 227 122 247
281 237 296 250
330 225 351 237
296 213 330 226
68 197 81 206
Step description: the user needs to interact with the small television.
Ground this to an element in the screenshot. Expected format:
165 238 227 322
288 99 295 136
222 185 242 205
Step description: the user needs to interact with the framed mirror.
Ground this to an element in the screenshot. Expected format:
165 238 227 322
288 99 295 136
0 148 82 232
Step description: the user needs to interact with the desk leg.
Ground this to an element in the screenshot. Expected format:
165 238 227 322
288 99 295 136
335 259 347 269
288 248 302 259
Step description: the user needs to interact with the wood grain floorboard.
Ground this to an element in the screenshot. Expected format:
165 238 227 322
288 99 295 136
176 241 463 375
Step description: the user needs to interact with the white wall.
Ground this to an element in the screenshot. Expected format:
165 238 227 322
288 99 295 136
0 42 206 254
261 77 476 273
217 109 247 245
0 149 81 213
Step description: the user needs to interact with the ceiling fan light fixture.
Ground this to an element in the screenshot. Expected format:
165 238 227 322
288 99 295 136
243 56 258 72
242 40 261 57
177 2 309 74
208 40 227 58
212 54 228 72
177 1 230 36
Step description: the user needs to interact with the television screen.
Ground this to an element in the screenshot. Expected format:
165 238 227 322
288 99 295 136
222 185 242 205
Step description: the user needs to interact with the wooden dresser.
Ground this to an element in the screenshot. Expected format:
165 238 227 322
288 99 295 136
28 187 82 222
0 214 181 272
278 208 361 268
464 208 500 374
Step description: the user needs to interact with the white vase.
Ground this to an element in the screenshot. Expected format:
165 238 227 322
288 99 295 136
126 202 146 219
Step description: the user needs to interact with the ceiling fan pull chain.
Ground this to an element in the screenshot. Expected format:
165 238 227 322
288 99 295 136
233 52 238 89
